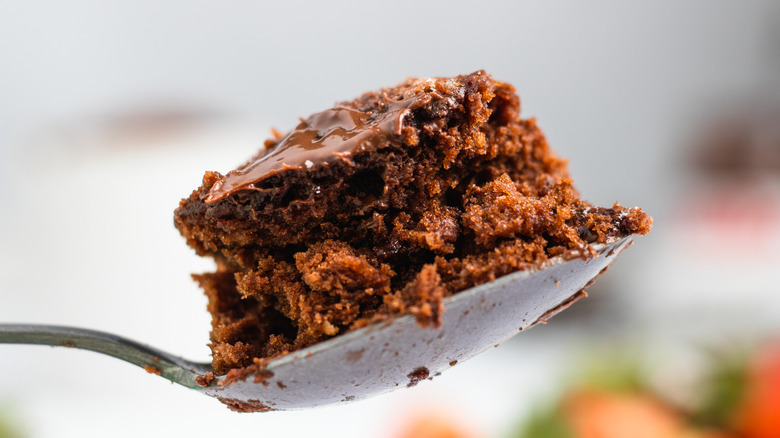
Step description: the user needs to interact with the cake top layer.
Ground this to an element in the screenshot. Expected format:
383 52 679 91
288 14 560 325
204 72 495 203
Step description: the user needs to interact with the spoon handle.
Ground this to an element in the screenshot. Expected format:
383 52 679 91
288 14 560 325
0 324 212 388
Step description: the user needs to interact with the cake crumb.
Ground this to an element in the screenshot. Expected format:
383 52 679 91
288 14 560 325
217 397 276 413
407 367 430 387
196 372 215 387
254 369 274 386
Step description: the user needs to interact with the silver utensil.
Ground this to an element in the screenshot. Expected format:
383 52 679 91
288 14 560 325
0 236 632 412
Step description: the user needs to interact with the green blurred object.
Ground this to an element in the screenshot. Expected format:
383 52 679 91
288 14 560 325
0 400 28 438
510 404 572 438
691 346 751 429
0 407 25 438
574 350 647 394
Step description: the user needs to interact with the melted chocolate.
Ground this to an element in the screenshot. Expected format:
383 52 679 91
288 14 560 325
205 94 431 203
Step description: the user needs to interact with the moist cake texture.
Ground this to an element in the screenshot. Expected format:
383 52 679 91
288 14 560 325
175 71 651 375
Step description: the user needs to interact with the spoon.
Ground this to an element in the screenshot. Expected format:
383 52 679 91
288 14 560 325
0 236 633 412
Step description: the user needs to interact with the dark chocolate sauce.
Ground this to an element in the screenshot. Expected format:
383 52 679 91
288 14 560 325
205 94 430 203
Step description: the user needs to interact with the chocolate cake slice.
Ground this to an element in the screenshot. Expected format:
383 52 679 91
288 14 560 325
175 71 651 375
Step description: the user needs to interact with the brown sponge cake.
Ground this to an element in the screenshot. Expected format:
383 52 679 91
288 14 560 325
174 71 651 375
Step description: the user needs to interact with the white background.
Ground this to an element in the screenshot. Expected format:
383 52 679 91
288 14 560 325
2 1 780 437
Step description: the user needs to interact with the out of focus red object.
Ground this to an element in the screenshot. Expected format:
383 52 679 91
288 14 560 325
734 341 780 438
563 388 740 438
392 411 482 438
564 389 683 438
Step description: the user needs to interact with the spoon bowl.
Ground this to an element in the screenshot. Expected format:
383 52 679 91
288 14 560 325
0 236 633 412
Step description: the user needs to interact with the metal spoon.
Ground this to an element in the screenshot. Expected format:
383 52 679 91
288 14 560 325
0 236 633 412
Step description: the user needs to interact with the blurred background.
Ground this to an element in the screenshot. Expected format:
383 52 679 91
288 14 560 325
1 1 779 437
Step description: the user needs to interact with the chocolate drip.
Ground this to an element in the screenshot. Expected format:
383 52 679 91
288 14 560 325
205 94 431 203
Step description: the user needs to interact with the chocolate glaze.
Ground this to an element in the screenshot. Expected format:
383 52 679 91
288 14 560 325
205 94 431 203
